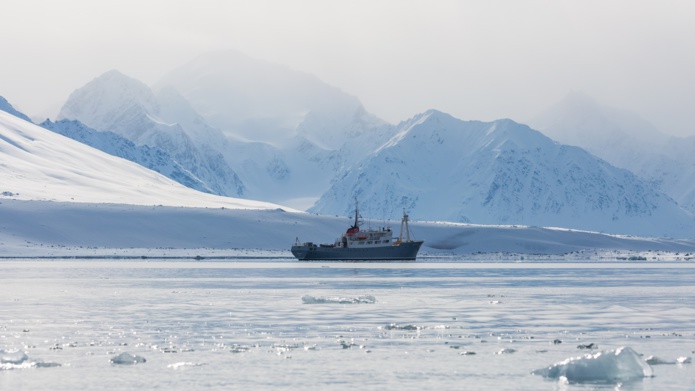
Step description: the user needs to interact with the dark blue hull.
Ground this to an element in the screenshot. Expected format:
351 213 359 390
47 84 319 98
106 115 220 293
291 240 424 261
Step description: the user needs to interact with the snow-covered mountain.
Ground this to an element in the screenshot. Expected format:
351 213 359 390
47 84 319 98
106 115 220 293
56 63 395 209
530 92 695 213
152 50 397 208
4 94 695 255
39 118 213 194
0 109 280 210
310 110 694 238
58 70 245 197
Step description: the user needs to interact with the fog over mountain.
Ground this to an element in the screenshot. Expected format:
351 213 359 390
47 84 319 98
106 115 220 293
530 92 695 214
153 50 373 147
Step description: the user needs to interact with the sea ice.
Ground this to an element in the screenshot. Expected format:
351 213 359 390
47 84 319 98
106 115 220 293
0 349 60 370
301 295 376 304
648 355 693 365
1 349 28 365
645 355 676 365
532 347 653 383
110 352 146 365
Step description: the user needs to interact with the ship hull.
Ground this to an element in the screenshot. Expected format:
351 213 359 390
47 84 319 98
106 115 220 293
291 240 424 261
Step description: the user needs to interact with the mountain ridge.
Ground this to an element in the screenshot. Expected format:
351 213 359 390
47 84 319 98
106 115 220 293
310 110 694 237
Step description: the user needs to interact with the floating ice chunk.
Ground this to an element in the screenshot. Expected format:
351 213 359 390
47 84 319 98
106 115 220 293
301 295 376 304
495 348 516 355
533 347 653 384
0 349 60 370
646 355 692 365
110 352 146 365
1 350 28 365
645 355 676 365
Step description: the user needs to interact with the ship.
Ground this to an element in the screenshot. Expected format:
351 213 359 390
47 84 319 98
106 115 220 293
291 201 424 261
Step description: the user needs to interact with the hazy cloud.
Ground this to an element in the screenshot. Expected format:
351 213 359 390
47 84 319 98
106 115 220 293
2 0 694 135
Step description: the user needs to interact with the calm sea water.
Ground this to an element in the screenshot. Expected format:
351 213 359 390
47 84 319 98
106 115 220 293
1 259 694 390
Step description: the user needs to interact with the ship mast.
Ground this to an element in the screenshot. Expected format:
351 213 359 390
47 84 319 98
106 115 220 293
399 209 412 243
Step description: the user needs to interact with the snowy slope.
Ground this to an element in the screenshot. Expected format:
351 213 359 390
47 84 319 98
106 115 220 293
39 118 213 194
57 70 245 197
3 198 695 257
530 92 695 213
0 110 278 209
310 110 695 238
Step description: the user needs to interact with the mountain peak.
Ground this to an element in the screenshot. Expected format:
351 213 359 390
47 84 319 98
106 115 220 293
58 70 162 138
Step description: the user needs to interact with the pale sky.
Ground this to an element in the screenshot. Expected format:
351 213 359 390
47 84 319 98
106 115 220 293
2 0 694 136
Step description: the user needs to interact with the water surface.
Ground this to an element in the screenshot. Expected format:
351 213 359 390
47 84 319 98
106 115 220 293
2 260 694 390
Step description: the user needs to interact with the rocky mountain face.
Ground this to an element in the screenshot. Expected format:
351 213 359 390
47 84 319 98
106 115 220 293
310 110 694 237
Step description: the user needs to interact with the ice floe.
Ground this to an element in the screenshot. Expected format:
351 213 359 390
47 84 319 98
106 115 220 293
301 295 376 304
110 352 146 365
532 347 653 383
0 349 60 370
645 355 692 365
